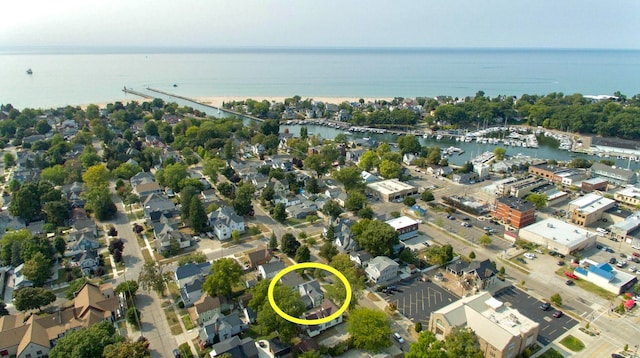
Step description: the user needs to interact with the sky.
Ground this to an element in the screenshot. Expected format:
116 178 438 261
2 0 639 49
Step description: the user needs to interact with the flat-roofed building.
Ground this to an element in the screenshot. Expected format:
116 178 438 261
610 212 640 243
519 218 596 255
568 193 616 226
385 216 419 241
582 177 608 193
492 197 536 229
428 291 539 358
590 162 637 186
506 176 548 198
574 262 637 295
614 186 640 206
528 164 564 183
366 179 418 202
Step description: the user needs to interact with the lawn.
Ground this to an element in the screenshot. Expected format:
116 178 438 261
163 306 183 335
555 267 615 300
538 347 564 358
178 343 194 358
559 335 585 352
141 249 153 264
182 314 195 330
167 281 180 301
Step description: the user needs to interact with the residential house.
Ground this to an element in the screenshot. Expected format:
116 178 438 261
0 211 25 233
361 171 378 184
156 229 192 254
464 259 499 290
180 276 206 308
298 280 323 309
14 263 34 289
191 295 233 326
0 282 122 358
70 249 100 276
305 299 343 338
285 205 316 219
453 172 479 184
134 181 163 199
130 171 156 188
142 193 177 223
258 261 285 280
207 206 245 240
403 153 418 165
329 219 360 253
66 229 100 256
199 312 249 345
345 149 366 164
252 143 265 156
246 248 272 269
209 336 258 358
349 250 372 267
175 262 211 288
365 256 399 283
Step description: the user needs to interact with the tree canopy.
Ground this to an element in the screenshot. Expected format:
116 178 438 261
351 219 399 257
406 327 484 358
49 321 124 358
347 308 392 352
13 287 56 311
203 258 243 297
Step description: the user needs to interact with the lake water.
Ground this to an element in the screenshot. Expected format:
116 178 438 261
1 47 639 109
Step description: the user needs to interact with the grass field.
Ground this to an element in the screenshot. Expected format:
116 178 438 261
559 335 585 352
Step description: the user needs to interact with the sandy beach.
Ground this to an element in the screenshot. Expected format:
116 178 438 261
194 96 393 108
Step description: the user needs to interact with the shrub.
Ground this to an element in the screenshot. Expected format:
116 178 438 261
415 322 422 333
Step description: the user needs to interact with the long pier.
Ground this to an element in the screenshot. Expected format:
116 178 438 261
121 88 154 99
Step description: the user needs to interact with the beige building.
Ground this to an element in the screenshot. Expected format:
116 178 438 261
366 179 418 202
568 193 616 226
518 218 596 255
428 291 539 358
614 186 640 207
0 282 121 358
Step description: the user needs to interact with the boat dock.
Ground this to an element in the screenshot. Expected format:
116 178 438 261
122 88 154 99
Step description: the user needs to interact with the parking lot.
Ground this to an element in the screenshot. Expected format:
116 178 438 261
494 286 578 345
383 279 459 326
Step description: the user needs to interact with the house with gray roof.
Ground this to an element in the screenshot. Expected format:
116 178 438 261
143 193 177 223
209 336 258 358
365 256 399 283
591 162 637 185
130 171 156 188
327 219 359 253
298 280 323 309
207 206 245 240
180 276 206 307
175 262 211 288
465 259 498 290
199 312 248 345
66 230 99 256
258 261 285 280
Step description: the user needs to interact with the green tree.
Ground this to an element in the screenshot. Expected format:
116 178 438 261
83 164 111 188
322 200 343 220
397 135 422 155
493 147 507 161
305 176 320 194
156 162 187 192
550 293 563 306
63 277 90 299
126 307 142 328
137 262 172 297
347 308 392 352
256 284 305 342
345 191 366 212
112 162 142 180
261 185 275 202
44 200 70 227
294 245 311 263
103 340 150 358
319 241 338 262
231 229 240 243
79 147 102 169
189 196 208 233
203 258 243 297
115 280 140 300
426 146 441 165
22 252 52 287
49 321 124 358
421 190 435 202
325 224 335 241
53 236 66 256
358 150 380 171
269 233 278 250
442 327 484 358
327 254 365 308
351 219 399 257
304 153 329 177
333 166 364 191
280 233 301 257
83 186 117 220
469 251 476 259
3 152 15 167
9 182 41 221
0 301 9 316
525 193 548 210
233 182 255 216
13 287 56 311
358 206 374 219
273 202 287 223
298 351 321 358
403 196 416 206
569 158 592 168
41 164 69 185
479 235 492 247
425 244 454 266
177 252 207 266
378 160 402 179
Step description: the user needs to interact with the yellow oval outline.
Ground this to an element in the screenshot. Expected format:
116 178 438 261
267 262 352 325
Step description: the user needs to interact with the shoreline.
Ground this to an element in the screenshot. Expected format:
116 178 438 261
193 96 394 108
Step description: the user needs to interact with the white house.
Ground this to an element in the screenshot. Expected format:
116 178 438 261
258 261 285 280
305 299 343 337
365 256 399 283
207 206 245 240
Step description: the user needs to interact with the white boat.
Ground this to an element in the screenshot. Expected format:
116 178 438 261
436 135 443 140
26 68 33 75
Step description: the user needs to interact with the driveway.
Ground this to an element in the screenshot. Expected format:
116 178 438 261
494 286 578 345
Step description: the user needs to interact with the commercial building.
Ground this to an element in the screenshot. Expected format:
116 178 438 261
518 218 596 255
365 256 399 283
574 262 637 295
492 197 536 229
366 179 418 202
590 162 637 186
614 186 640 206
528 164 565 183
610 212 640 243
581 177 608 193
428 291 539 358
385 216 419 241
499 176 547 198
568 193 616 226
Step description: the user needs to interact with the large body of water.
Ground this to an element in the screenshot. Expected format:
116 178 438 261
1 47 639 109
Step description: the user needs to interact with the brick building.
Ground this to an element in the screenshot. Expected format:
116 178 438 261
492 196 536 229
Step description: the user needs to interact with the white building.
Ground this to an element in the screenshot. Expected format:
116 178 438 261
207 206 245 240
385 216 419 241
366 179 418 202
568 193 616 227
574 262 637 294
518 218 596 255
365 256 399 283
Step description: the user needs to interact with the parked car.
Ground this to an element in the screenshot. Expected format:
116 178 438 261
524 253 536 260
612 354 625 358
633 252 640 258
394 332 405 344
462 217 471 221
629 266 637 273
540 302 551 311
173 349 182 358
534 248 544 254
565 271 578 280
549 250 557 256
447 215 455 220
461 222 471 227
553 310 564 318
565 280 574 286
609 257 617 264
557 260 565 266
